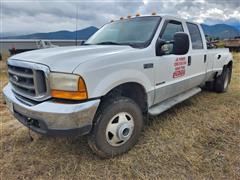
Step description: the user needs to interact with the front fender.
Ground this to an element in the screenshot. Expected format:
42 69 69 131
92 69 153 97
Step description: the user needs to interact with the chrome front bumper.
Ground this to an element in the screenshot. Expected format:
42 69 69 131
3 83 100 136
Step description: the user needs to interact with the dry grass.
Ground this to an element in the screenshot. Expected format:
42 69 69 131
0 53 240 179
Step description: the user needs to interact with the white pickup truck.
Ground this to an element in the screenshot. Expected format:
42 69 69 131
3 15 233 158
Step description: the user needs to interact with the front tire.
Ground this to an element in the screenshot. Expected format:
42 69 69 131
88 97 143 158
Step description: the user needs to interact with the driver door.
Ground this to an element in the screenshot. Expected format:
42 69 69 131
154 20 190 104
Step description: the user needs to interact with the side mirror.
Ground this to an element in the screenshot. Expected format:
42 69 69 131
173 32 189 55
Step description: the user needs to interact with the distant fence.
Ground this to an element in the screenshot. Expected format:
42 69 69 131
224 39 240 52
0 39 84 59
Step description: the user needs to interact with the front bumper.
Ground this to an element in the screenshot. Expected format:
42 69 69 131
3 83 100 136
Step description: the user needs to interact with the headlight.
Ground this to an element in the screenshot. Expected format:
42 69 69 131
50 73 87 100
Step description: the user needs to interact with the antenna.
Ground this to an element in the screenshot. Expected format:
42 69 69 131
75 6 78 46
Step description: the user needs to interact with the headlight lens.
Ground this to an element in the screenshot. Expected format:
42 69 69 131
50 73 87 100
50 73 79 91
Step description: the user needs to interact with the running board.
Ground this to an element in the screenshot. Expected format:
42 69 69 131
149 87 201 116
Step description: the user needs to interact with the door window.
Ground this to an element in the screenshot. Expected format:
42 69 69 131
160 21 184 54
187 23 203 49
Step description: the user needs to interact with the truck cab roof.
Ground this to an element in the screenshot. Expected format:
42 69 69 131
111 14 200 26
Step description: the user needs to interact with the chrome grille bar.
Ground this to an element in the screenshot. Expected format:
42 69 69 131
9 77 35 90
8 68 34 78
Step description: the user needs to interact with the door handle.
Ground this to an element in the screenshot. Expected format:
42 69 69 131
188 56 191 66
204 55 207 63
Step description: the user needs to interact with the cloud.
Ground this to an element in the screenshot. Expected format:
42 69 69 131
1 0 239 35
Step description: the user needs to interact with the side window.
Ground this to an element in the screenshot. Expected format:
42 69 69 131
187 23 203 49
160 21 184 54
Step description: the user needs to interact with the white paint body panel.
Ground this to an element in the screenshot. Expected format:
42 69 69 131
8 15 232 108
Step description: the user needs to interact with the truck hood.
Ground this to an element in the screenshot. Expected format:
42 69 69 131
10 45 132 73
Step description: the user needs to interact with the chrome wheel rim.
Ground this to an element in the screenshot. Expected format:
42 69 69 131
105 112 134 147
224 71 229 89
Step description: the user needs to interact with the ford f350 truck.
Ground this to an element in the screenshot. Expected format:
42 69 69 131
3 15 233 158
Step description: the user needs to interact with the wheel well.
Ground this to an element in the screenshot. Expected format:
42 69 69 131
226 60 233 83
227 61 233 69
102 82 148 114
217 60 233 77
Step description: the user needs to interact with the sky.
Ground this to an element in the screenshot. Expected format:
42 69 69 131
1 0 240 36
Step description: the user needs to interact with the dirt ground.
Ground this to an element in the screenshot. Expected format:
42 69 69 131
0 53 239 179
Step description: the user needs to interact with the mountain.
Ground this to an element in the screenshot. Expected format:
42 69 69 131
201 24 240 39
2 26 99 40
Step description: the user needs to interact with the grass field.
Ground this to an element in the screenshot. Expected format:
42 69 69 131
0 53 239 179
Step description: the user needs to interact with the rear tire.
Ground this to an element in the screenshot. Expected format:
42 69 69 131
214 67 231 93
88 96 143 158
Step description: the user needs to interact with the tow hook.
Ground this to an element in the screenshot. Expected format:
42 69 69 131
27 117 34 141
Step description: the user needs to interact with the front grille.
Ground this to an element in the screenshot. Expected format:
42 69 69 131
9 65 36 96
7 60 50 102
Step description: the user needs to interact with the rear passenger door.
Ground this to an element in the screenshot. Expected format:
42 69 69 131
186 23 207 88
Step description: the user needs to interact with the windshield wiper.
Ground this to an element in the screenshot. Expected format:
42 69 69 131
82 43 92 45
96 41 138 48
96 41 123 45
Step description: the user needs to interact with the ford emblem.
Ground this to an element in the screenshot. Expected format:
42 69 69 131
13 75 19 82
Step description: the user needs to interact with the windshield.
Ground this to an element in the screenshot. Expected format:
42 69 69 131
85 16 161 48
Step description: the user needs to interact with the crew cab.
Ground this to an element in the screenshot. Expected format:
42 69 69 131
3 15 233 158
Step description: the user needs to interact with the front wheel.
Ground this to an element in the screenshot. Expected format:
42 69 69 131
88 97 143 158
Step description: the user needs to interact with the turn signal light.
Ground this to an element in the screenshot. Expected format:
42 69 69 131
51 90 87 100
